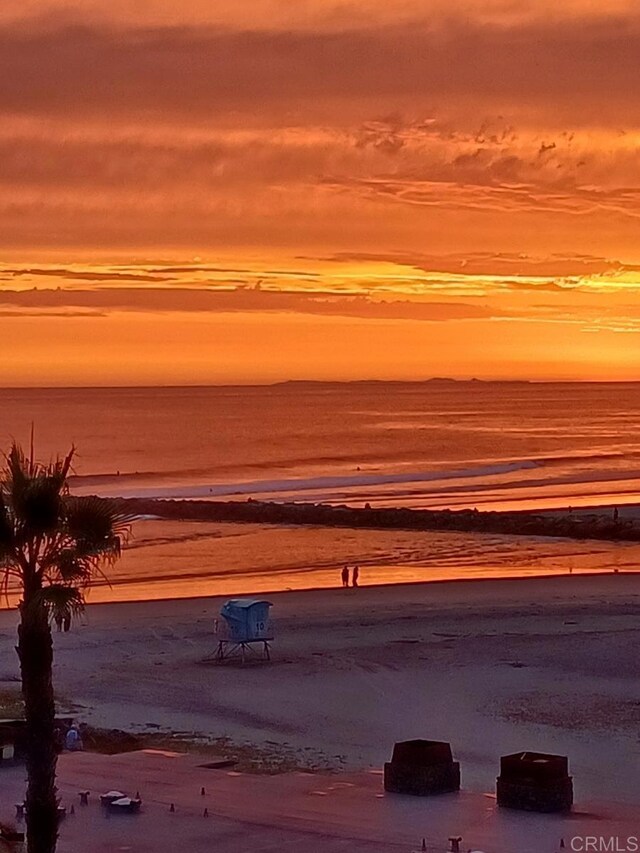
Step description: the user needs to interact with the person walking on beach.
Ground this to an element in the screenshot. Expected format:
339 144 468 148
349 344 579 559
341 566 349 588
352 565 360 588
63 612 71 632
53 612 63 632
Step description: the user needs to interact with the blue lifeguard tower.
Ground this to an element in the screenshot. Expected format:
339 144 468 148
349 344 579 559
209 599 273 663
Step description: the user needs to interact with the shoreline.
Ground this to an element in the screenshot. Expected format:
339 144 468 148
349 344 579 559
2 551 637 611
2 566 637 613
2 568 637 622
74 567 640 611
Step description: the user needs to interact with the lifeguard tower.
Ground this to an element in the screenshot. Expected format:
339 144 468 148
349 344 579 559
208 599 273 663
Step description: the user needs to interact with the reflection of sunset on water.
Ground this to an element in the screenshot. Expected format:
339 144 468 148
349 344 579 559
4 519 637 608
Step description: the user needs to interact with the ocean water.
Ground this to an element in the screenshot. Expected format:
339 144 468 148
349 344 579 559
72 519 640 604
1 381 639 603
1 381 639 512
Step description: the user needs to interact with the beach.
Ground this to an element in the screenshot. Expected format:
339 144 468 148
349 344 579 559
1 383 640 850
2 573 638 803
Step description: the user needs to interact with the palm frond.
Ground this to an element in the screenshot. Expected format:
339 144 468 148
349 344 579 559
2 443 71 535
51 548 92 584
0 566 18 608
64 496 134 556
3 443 28 499
20 479 64 534
0 493 14 551
41 584 85 618
2 443 133 603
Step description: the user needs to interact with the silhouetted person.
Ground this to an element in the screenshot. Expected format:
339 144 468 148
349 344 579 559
63 613 71 633
613 506 619 523
65 724 83 752
352 565 360 588
54 613 63 632
341 566 349 588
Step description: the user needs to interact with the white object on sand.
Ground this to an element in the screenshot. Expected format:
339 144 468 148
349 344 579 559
100 790 126 805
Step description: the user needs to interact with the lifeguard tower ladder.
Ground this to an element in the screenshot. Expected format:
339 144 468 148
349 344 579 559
208 599 273 664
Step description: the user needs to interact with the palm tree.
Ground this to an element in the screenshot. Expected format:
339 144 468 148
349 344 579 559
0 442 133 853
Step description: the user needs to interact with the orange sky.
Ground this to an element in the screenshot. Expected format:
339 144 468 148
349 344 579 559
0 1 639 384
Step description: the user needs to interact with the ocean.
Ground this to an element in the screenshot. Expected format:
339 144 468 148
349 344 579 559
1 381 639 512
1 381 639 603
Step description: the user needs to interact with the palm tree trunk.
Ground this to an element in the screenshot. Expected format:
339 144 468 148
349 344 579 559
17 592 59 853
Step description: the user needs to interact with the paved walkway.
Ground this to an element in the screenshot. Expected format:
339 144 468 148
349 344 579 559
1 750 637 852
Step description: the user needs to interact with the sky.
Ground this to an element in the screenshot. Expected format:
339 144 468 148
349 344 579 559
0 1 639 384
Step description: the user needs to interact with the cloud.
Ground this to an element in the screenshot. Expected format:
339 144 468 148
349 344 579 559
318 251 637 278
1 17 640 125
0 285 501 322
0 116 639 246
3 0 638 31
1 14 640 253
3 263 323 285
320 176 640 219
4 281 638 332
0 307 106 317
6 267 173 282
145 265 320 278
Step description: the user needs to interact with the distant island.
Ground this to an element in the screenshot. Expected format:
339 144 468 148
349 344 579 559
275 377 493 386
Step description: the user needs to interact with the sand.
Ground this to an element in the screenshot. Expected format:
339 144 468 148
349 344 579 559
1 572 639 810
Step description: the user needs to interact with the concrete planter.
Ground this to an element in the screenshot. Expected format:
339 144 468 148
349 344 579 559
384 740 460 796
497 752 573 813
